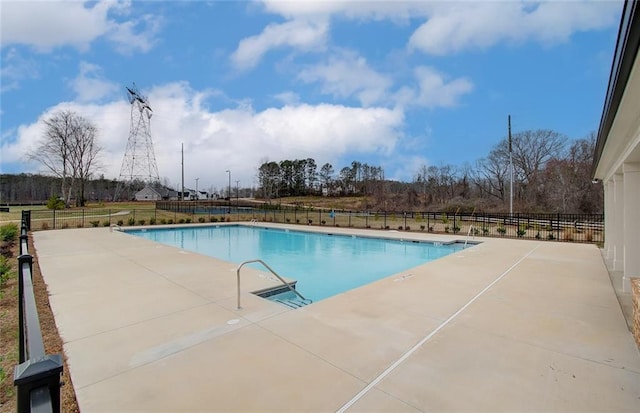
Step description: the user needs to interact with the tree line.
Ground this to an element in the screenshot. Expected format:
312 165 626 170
257 159 385 199
3 108 602 214
256 129 602 214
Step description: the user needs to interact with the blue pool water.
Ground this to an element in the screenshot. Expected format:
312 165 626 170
127 225 466 302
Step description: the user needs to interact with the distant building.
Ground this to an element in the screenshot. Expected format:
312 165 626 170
134 185 162 201
592 0 640 292
134 184 182 201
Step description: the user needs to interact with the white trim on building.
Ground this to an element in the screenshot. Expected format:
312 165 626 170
593 0 640 292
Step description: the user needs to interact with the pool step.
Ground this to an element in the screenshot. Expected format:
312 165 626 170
274 298 310 309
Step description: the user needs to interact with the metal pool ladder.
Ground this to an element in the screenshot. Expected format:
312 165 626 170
236 259 312 310
464 225 475 247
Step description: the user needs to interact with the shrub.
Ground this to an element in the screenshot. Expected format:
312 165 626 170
178 218 185 224
0 223 18 242
405 226 411 231
102 221 110 227
41 222 49 230
296 219 300 224
285 218 290 223
138 219 146 226
308 219 313 225
185 218 192 223
46 196 65 210
547 233 555 240
452 224 461 234
321 220 326 225
535 232 541 240
0 256 11 283
117 220 124 226
398 225 403 230
563 229 574 241
585 230 594 242
444 226 450 233
167 219 174 224
128 218 135 226
497 226 506 235
61 222 69 229
210 217 218 223
517 225 527 238
0 242 12 258
420 225 426 231
90 220 100 227
482 227 489 235
198 217 205 223
160 219 167 224
149 218 156 225
429 226 434 232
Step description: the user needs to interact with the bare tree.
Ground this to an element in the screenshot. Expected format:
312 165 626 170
29 110 101 206
473 148 509 202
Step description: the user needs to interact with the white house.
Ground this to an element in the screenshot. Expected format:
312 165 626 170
592 0 640 292
134 185 162 201
182 188 209 200
134 185 182 201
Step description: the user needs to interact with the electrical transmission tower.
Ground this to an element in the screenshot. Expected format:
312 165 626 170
114 84 160 200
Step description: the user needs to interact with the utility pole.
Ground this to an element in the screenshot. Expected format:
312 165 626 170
235 180 240 206
508 115 513 216
181 143 184 201
226 170 231 213
195 177 199 201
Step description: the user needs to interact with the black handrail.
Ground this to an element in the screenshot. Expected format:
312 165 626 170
13 210 63 413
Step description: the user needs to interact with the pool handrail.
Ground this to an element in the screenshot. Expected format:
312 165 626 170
236 259 311 310
464 224 475 247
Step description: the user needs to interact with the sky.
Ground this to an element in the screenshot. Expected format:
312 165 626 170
0 0 623 193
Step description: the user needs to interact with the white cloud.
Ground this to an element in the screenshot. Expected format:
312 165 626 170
388 155 431 182
68 62 119 102
107 13 163 55
258 1 619 56
231 18 328 70
394 66 473 109
273 91 300 105
1 82 404 190
260 0 433 22
1 48 39 92
0 0 161 54
408 1 620 55
298 50 392 106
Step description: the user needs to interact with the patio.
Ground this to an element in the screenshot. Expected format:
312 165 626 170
32 224 640 412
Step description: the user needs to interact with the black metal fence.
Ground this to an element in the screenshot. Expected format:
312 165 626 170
14 210 63 412
23 206 604 244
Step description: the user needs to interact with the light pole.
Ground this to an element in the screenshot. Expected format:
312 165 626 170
226 170 231 213
195 178 199 202
235 180 240 207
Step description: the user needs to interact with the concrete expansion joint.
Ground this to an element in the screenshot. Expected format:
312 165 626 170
336 244 542 412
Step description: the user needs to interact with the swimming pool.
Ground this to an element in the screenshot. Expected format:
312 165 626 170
126 225 467 303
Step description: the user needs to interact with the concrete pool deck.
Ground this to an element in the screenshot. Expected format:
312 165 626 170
32 223 640 412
